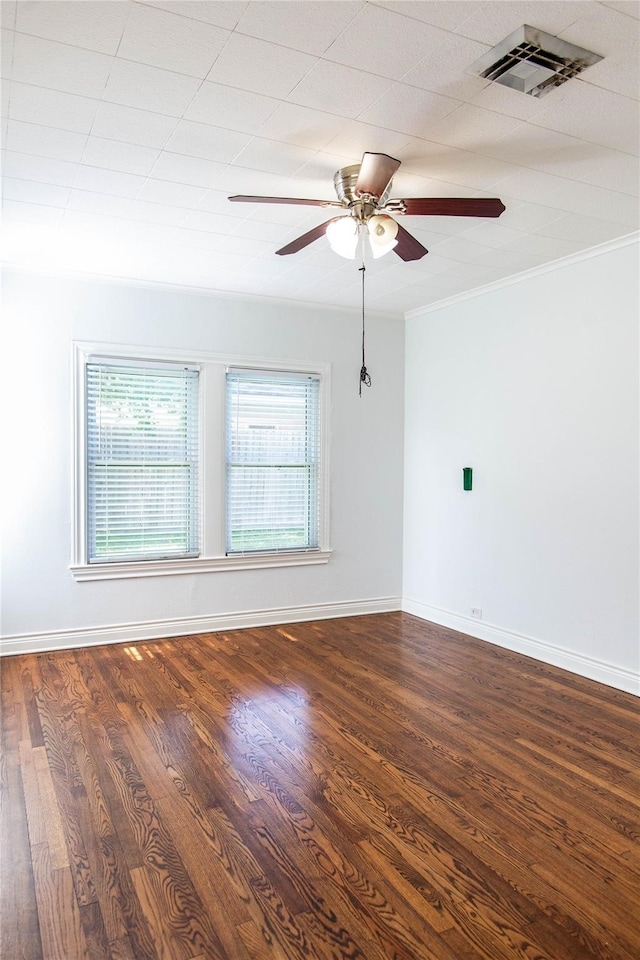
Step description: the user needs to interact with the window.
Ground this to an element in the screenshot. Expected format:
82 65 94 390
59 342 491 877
72 343 330 580
86 359 200 563
226 369 320 554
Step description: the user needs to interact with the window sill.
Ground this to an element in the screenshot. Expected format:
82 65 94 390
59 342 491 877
70 550 332 582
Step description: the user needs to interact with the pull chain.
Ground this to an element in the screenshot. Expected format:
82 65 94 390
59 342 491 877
359 262 371 396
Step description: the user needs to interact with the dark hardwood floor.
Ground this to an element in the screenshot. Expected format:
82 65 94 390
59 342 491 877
1 612 639 960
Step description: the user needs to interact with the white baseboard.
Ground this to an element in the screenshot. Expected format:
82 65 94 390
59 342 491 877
0 597 402 657
402 599 639 697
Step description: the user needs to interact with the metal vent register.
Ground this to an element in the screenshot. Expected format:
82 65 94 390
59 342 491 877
468 25 603 98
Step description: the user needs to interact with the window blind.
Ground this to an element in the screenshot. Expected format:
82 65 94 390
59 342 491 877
86 360 200 563
226 369 320 554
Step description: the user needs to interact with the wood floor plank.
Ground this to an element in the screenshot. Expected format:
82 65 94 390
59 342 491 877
2 613 639 960
0 757 44 960
31 842 88 960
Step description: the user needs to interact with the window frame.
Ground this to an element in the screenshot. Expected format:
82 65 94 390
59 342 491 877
71 342 331 581
225 367 322 557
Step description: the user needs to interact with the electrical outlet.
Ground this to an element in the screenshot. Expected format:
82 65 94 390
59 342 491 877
471 607 483 620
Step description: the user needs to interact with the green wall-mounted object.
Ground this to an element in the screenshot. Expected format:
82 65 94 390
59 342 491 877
463 467 472 491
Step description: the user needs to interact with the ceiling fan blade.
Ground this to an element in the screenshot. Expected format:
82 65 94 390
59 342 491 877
229 195 342 207
354 152 401 200
394 223 429 261
276 217 344 256
392 197 506 218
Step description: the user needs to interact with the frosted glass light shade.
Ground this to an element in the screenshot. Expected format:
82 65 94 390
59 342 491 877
326 217 359 259
368 215 398 258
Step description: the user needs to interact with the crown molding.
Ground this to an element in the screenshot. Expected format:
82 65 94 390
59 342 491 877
405 231 640 319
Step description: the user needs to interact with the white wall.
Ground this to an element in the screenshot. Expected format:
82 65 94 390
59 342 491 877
1 271 405 651
403 238 640 694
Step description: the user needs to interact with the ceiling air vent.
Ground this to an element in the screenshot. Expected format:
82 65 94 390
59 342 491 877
468 25 603 98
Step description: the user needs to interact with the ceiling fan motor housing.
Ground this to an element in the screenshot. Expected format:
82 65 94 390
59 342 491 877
334 164 394 209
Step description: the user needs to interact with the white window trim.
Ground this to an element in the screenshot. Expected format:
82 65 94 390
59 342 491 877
71 341 331 581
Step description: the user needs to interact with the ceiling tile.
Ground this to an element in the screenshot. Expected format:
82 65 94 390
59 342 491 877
189 226 274 257
185 82 279 134
1 27 14 80
90 102 179 149
547 148 640 196
2 176 70 207
234 1 364 55
468 80 550 122
359 83 461 137
460 221 530 248
135 177 209 208
505 232 587 258
81 136 161 176
10 33 113 98
7 81 99 134
227 218 291 243
558 5 639 67
398 141 516 190
127 199 189 226
6 118 87 162
494 201 564 231
545 179 640 227
2 197 64 226
180 208 246 233
244 200 328 229
454 2 594 44
424 102 523 151
1 3 17 30
399 28 490 103
173 226 228 250
533 212 631 243
468 245 549 272
3 150 79 186
214 165 299 197
256 102 349 151
477 123 578 167
232 137 316 177
323 120 413 160
165 120 251 164
323 4 445 80
73 165 147 198
102 59 201 117
117 3 230 79
273 151 352 196
150 151 227 188
529 81 640 154
67 189 133 218
601 1 640 18
428 235 489 262
586 54 640 100
194 187 239 214
135 2 250 31
207 34 317 98
15 0 129 55
372 2 485 32
287 60 392 119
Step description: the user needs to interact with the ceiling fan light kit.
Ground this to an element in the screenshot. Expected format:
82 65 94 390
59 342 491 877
228 152 506 262
468 25 603 98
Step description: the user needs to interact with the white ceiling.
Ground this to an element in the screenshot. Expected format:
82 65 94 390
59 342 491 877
1 0 638 314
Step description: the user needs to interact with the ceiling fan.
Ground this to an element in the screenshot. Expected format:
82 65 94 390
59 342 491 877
229 152 505 261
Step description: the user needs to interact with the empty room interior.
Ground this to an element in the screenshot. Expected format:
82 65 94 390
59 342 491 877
1 1 639 959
